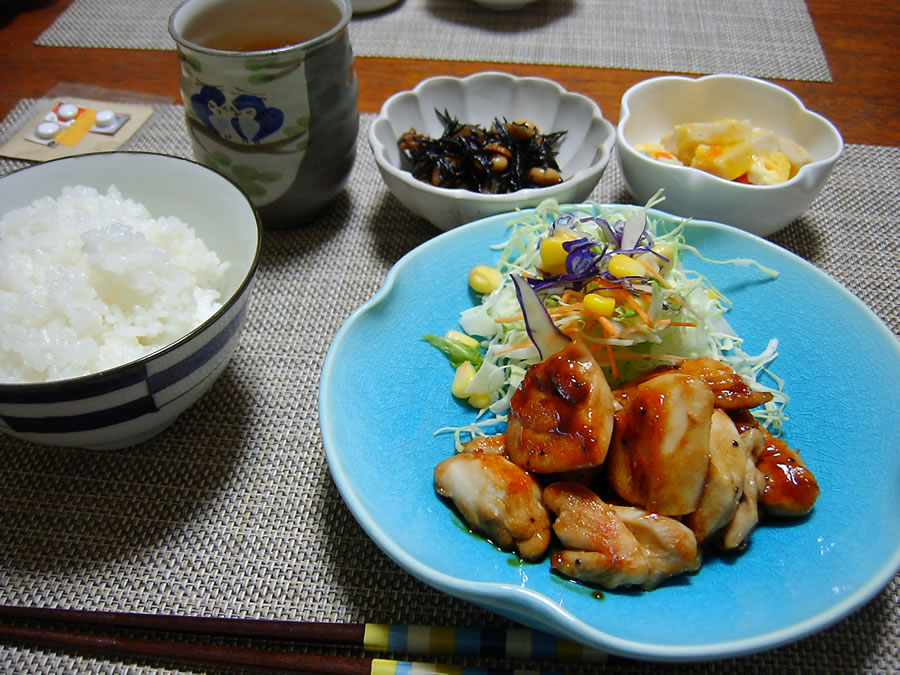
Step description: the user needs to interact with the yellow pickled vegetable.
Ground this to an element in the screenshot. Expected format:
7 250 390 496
639 118 811 185
690 142 753 181
634 143 682 166
747 151 792 185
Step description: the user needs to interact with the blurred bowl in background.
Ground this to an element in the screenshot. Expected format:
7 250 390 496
470 0 541 9
351 0 401 14
0 152 261 451
617 74 843 237
369 71 616 231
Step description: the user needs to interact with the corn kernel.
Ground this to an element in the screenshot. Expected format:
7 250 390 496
468 264 503 295
583 292 616 317
608 253 645 278
540 238 567 274
649 242 675 272
445 329 478 348
468 392 492 409
451 361 476 398
539 229 577 275
652 242 674 260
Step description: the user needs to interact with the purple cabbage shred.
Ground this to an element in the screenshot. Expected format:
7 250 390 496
528 210 659 295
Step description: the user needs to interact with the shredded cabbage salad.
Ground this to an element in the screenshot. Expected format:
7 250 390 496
426 194 788 450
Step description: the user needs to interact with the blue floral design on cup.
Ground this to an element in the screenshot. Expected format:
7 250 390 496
191 85 285 144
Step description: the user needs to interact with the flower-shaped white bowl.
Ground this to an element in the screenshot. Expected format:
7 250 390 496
369 71 616 231
0 152 261 451
617 74 843 237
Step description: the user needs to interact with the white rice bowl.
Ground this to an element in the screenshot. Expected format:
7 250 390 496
0 185 229 383
0 152 259 451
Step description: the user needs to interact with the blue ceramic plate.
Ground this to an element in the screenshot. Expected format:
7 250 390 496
319 205 900 662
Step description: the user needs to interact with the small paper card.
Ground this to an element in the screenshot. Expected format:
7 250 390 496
0 97 155 162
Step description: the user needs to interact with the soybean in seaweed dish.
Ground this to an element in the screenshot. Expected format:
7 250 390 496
397 109 567 194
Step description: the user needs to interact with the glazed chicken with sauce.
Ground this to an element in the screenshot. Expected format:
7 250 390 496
544 482 701 590
683 409 747 543
607 371 714 516
674 357 775 410
732 409 820 517
505 340 615 473
433 345 819 591
434 450 552 561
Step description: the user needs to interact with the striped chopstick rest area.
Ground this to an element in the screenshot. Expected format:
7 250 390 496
363 624 606 662
0 606 606 668
370 659 565 674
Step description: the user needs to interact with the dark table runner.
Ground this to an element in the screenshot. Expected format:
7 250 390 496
34 0 832 81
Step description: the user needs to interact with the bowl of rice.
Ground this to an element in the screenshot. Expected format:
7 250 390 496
0 152 261 450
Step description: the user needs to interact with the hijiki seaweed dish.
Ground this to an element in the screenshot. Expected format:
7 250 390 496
398 109 567 194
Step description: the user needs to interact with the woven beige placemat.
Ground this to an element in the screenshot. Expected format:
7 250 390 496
0 101 897 674
33 0 833 82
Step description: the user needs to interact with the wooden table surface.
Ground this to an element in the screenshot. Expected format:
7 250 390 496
0 0 897 147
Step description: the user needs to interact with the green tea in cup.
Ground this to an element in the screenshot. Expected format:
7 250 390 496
169 0 359 228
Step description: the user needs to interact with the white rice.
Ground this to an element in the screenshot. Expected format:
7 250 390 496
0 184 230 383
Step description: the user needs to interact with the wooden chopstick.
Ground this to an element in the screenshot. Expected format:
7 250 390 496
0 604 606 667
0 622 370 674
0 604 364 644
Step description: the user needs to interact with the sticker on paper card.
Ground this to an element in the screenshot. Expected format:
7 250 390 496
24 101 133 147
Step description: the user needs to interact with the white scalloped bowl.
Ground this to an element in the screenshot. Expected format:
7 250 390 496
0 152 261 451
369 72 616 231
617 74 843 237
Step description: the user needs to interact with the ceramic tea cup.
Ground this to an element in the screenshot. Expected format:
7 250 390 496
169 0 359 228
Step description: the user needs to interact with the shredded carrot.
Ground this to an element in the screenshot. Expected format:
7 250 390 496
494 299 586 323
663 293 690 310
548 305 582 318
560 322 583 340
612 352 686 362
605 344 619 380
654 318 698 329
596 315 620 337
560 289 585 304
496 339 533 354
591 279 622 292
593 351 686 366
623 293 653 327
636 258 668 287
